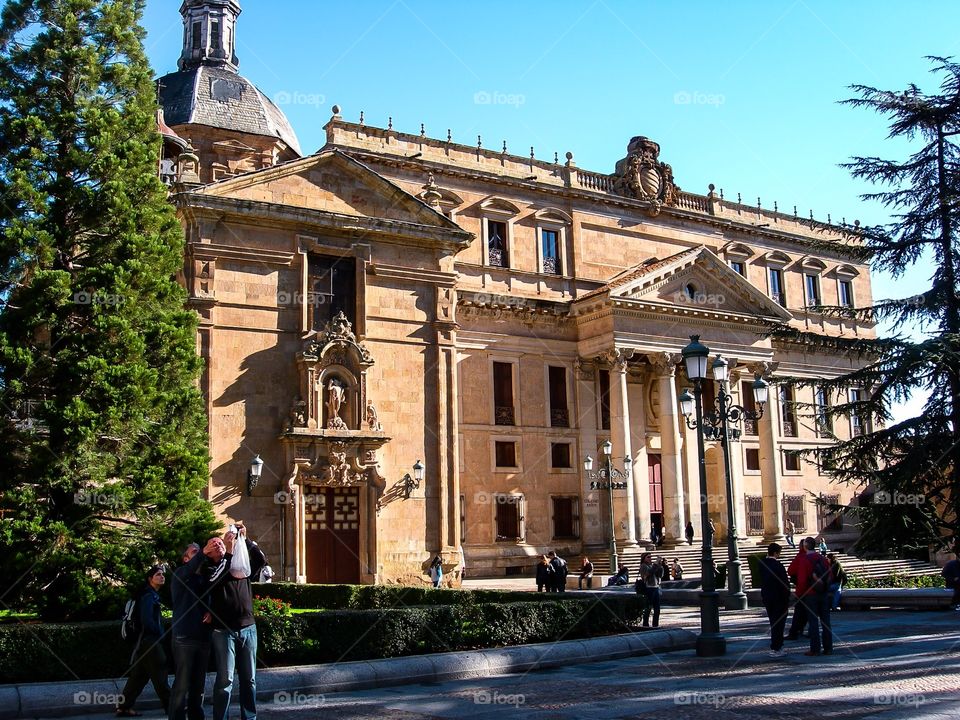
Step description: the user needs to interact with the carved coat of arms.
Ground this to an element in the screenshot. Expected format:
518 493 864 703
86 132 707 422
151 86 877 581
613 136 680 214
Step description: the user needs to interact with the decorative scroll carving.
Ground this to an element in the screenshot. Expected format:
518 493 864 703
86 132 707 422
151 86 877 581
613 136 681 215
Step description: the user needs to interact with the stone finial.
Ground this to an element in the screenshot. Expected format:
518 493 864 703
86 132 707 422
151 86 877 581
420 123 426 137
359 110 364 125
421 173 442 209
502 140 507 154
388 116 393 131
447 128 452 142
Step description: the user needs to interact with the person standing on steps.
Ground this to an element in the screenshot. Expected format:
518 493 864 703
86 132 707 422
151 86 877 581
685 521 695 545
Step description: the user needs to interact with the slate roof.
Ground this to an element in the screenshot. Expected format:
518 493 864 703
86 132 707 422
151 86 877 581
159 65 301 156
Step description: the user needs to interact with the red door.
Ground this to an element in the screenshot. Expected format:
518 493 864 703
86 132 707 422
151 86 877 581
304 486 360 584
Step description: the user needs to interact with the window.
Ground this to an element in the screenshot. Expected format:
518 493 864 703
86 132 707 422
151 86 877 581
814 386 832 436
493 362 515 425
780 385 797 437
308 255 356 331
769 268 786 306
730 260 746 276
598 370 611 430
552 496 580 539
849 388 869 436
741 380 758 435
548 366 569 427
192 21 201 50
211 20 221 51
494 441 517 468
820 493 843 531
745 495 764 535
541 229 560 274
783 495 806 532
783 449 802 472
804 273 821 307
745 447 761 471
495 495 523 541
550 442 571 469
486 220 508 268
839 279 854 308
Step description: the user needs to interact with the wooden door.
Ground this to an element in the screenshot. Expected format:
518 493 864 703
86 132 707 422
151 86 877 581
304 486 360 584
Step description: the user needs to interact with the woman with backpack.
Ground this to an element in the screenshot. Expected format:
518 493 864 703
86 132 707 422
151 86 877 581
116 564 171 717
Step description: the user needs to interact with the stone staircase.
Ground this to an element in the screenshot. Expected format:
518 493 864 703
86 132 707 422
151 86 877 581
584 540 941 589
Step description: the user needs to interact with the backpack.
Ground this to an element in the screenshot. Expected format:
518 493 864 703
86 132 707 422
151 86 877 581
808 554 833 595
120 595 141 642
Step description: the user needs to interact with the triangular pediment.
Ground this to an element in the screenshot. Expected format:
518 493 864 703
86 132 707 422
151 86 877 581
583 246 792 321
195 150 464 232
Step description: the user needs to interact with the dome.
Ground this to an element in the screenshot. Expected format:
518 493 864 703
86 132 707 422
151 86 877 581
159 66 301 156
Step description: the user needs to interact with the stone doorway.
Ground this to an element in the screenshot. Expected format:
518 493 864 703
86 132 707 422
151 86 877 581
304 485 361 583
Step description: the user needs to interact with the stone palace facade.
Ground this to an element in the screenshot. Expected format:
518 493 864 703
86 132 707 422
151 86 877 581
159 0 874 584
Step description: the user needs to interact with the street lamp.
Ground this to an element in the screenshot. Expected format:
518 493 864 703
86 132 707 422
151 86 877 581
402 459 425 499
680 336 768 619
583 442 631 573
247 454 264 496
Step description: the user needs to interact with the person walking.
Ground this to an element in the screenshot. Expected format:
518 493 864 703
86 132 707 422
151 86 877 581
685 521 695 545
639 553 663 628
578 556 594 590
169 543 211 720
204 523 266 720
535 555 554 592
116 565 170 717
548 551 568 592
784 518 796 549
759 543 791 657
429 555 443 588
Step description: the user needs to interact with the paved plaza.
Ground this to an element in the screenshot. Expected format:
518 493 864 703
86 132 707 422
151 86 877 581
49 606 960 720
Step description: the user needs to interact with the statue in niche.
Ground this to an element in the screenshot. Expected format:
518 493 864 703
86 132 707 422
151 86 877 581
366 401 383 431
288 396 307 430
326 378 348 430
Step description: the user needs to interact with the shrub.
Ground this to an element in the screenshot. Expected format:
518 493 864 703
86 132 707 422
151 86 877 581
844 573 945 589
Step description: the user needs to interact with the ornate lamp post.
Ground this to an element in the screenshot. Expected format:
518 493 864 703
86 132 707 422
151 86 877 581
679 337 769 615
583 440 632 572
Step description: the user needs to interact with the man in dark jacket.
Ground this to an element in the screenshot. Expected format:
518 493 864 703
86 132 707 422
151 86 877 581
117 565 170 717
203 523 266 720
759 543 791 657
169 543 211 720
547 551 568 592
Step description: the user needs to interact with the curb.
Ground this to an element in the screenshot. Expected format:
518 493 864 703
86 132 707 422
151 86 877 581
1 629 695 718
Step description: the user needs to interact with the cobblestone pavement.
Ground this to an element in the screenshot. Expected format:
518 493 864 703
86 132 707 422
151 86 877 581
57 608 960 720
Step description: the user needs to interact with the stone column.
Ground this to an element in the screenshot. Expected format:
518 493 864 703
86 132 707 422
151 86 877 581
648 353 685 542
574 358 604 545
610 349 637 546
753 362 786 543
628 371 650 543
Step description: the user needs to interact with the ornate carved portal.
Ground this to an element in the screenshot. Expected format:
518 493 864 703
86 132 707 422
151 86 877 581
279 313 390 584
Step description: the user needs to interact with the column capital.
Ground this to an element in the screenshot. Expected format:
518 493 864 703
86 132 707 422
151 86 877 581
646 351 681 376
574 356 596 381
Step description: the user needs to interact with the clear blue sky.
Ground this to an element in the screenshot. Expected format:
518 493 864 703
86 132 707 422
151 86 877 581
143 0 954 394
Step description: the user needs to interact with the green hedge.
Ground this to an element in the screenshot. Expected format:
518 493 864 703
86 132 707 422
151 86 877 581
250 583 540 609
0 594 641 683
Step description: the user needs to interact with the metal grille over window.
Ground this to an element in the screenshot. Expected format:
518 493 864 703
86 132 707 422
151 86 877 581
820 493 843 532
745 495 764 535
495 495 523 541
782 495 806 532
493 361 515 425
487 221 507 267
542 229 560 274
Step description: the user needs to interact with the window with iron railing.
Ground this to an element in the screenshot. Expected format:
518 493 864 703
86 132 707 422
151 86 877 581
780 385 798 437
820 493 843 532
541 229 560 275
782 495 807 532
493 361 515 426
551 496 580 539
769 268 786 307
548 365 569 427
495 495 524 541
487 220 508 268
598 370 611 431
745 495 764 535
741 380 758 435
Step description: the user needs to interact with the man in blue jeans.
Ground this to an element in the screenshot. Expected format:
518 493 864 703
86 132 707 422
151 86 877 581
169 543 210 720
795 537 833 656
203 523 266 720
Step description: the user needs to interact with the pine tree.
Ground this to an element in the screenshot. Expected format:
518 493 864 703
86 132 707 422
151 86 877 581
0 0 217 620
775 58 960 556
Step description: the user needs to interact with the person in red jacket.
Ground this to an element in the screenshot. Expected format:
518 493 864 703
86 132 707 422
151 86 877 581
792 537 833 656
786 541 809 641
